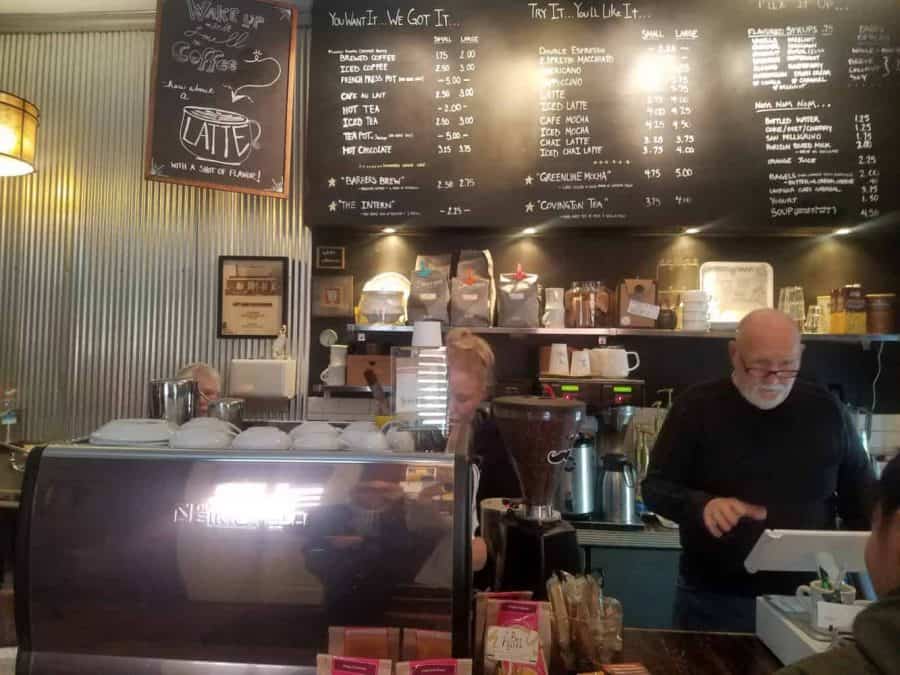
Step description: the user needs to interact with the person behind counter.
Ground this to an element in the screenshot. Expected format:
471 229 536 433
642 308 875 632
445 328 520 580
776 452 900 675
176 362 221 416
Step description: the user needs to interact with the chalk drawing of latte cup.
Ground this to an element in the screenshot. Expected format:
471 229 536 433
179 107 262 166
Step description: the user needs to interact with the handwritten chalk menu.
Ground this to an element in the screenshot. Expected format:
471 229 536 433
306 0 900 229
145 0 297 198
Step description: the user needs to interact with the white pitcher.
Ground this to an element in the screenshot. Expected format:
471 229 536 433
590 347 640 378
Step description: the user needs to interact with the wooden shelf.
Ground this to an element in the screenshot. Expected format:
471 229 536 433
350 325 899 344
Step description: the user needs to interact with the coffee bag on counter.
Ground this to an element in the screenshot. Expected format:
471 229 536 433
409 254 452 324
498 272 540 328
317 655 392 675
401 629 453 660
397 659 473 675
451 277 492 327
328 626 401 661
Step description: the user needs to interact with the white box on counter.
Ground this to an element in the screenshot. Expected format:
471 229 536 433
228 359 297 399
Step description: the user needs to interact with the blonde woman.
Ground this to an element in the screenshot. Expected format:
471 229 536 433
446 329 521 582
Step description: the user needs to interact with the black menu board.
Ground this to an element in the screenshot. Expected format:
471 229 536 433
306 0 900 229
145 0 297 198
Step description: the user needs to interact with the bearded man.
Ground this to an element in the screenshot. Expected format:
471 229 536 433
642 309 875 632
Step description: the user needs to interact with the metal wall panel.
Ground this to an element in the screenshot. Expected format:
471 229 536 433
0 29 311 440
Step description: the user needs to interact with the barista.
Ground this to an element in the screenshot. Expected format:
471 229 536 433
445 329 520 582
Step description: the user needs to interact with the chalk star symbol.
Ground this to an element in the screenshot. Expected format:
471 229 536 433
525 202 535 213
327 177 337 188
524 175 534 185
328 201 337 212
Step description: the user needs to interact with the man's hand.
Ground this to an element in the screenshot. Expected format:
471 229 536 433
702 498 767 538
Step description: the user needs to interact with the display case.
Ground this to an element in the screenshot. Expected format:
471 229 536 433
15 444 471 674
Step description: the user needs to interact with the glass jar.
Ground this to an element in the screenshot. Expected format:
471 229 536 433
593 282 613 327
565 282 582 328
866 293 896 334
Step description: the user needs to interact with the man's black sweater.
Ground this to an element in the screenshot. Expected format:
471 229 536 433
642 377 875 596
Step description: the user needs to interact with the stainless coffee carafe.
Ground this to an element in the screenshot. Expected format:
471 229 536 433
555 416 598 517
599 453 640 525
148 378 198 426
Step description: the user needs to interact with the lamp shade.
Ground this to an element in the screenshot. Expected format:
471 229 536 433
0 91 39 177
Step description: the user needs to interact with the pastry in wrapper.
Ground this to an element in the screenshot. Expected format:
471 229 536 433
474 592 533 675
402 629 453 660
328 626 401 661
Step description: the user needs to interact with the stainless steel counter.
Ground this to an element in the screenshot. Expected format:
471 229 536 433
575 522 682 550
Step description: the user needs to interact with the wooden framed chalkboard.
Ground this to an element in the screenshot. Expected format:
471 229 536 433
145 0 297 198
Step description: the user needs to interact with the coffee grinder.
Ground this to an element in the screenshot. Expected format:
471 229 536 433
491 396 585 599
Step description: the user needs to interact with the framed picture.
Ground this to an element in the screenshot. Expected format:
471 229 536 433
218 256 289 338
312 275 354 317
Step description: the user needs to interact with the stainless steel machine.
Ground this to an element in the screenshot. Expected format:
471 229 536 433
539 377 645 529
15 444 471 674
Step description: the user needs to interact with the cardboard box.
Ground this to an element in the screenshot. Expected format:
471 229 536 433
347 355 392 387
618 279 658 328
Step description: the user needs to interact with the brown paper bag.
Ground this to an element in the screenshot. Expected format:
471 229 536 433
402 629 453 660
328 626 401 661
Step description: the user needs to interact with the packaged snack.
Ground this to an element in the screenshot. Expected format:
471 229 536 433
328 626 401 661
483 600 553 675
402 629 453 660
317 655 392 675
474 591 534 675
397 659 473 675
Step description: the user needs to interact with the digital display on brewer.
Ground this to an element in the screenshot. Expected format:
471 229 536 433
561 385 580 393
613 386 633 393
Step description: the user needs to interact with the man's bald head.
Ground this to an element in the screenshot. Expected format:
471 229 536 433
729 309 804 410
735 308 802 356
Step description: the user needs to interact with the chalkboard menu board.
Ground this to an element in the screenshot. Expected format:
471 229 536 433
145 0 297 198
306 0 900 229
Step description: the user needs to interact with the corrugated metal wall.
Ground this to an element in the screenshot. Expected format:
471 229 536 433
0 29 311 440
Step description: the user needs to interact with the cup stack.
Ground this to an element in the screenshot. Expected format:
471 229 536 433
681 290 710 331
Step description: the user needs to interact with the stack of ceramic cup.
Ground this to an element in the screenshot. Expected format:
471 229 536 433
681 290 710 331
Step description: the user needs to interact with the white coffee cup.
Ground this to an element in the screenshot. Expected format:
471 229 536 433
570 349 592 377
548 343 570 376
320 365 347 386
590 347 640 378
796 580 856 628
412 320 443 348
329 344 348 366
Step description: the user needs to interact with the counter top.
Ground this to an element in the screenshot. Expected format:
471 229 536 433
622 628 781 674
575 522 682 550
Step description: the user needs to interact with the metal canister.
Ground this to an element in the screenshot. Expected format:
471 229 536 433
148 378 198 426
207 397 245 427
866 293 896 334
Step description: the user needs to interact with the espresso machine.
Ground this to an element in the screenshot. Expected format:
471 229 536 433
491 396 585 599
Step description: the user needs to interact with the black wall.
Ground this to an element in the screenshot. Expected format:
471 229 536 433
309 228 900 411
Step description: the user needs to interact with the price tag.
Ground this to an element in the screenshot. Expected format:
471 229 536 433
627 299 661 321
816 601 865 632
485 626 539 665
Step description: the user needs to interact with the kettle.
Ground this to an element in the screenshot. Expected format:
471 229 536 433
554 417 598 517
599 453 640 525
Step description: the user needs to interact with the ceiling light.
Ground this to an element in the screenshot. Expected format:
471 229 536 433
382 227 397 234
522 227 537 235
684 227 700 235
834 228 851 236
0 90 39 177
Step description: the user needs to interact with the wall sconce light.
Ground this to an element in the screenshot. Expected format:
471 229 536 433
0 91 40 177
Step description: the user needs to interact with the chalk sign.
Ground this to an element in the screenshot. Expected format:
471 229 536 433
145 0 297 198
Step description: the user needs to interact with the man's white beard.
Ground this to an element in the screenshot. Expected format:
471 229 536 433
733 374 792 410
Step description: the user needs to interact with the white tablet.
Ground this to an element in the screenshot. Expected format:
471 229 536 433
744 529 869 574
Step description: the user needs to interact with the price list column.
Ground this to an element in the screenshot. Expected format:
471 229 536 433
433 32 479 219
639 30 700 215
854 113 880 220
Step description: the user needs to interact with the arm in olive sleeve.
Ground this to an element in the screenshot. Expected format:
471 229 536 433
640 398 714 526
836 406 876 530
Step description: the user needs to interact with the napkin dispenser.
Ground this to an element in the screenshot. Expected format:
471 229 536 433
228 358 297 399
16 443 471 673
